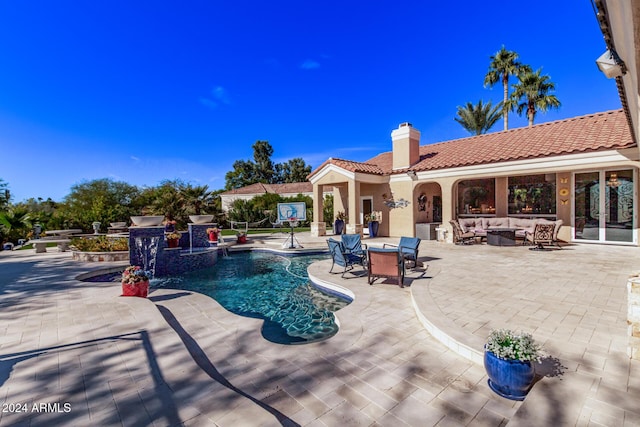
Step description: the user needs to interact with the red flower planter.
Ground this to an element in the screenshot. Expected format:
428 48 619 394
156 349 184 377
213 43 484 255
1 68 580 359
208 231 218 242
237 234 247 244
121 280 149 298
167 238 179 248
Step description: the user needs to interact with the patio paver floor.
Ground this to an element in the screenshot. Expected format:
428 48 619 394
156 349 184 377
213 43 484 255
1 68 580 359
0 234 638 426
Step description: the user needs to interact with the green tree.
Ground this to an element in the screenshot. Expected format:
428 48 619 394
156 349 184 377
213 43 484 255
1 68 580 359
509 68 561 127
322 194 334 227
225 141 312 189
225 159 256 190
0 179 9 210
0 207 32 243
252 140 276 183
454 100 503 135
278 158 312 183
62 178 142 230
14 197 59 230
484 46 530 131
227 199 259 223
143 180 186 223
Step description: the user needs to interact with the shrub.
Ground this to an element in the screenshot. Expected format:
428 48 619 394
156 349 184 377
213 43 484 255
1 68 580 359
70 236 128 252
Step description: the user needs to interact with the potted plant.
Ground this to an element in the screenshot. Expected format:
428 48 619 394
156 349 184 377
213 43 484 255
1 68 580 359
484 329 541 401
334 211 346 235
365 211 381 237
164 219 176 233
207 227 219 242
166 231 182 248
121 266 150 298
236 231 247 244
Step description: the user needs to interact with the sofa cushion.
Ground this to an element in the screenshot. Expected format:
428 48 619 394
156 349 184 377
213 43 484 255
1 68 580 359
483 217 510 229
458 218 484 233
508 217 537 232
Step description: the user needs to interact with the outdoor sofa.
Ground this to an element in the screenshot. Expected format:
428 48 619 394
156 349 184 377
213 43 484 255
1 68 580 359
457 217 563 243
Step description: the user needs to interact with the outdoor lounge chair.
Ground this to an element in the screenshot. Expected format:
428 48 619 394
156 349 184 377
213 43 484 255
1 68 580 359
341 234 367 263
327 238 365 277
450 220 475 245
383 236 421 270
525 223 561 250
367 247 405 287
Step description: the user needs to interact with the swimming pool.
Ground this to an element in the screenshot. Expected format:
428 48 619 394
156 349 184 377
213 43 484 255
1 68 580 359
152 251 351 344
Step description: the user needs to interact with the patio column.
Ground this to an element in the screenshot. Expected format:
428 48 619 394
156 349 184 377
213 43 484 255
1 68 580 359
438 177 457 243
346 179 363 235
311 183 326 237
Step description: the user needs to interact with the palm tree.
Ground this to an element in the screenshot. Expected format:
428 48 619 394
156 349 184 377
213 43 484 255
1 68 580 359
0 208 32 243
181 184 212 215
509 68 561 127
484 46 530 131
454 100 503 135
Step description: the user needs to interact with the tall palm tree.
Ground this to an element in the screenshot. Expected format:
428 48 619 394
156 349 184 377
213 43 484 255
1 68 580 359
454 100 503 135
484 46 530 131
509 68 561 127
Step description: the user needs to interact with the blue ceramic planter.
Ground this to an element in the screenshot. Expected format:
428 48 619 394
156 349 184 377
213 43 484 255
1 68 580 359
484 350 535 401
369 221 379 237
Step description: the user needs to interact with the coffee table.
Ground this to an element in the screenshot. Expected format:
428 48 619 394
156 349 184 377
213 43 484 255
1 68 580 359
486 228 519 246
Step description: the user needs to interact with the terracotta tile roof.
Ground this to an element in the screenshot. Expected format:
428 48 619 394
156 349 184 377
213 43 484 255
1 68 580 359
364 110 635 174
221 181 312 196
307 157 386 179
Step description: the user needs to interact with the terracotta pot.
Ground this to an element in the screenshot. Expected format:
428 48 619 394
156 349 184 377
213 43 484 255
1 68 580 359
237 235 247 244
121 280 149 298
167 238 179 248
208 231 218 242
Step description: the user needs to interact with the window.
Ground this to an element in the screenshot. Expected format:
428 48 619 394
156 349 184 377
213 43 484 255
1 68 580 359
457 179 495 215
508 174 556 215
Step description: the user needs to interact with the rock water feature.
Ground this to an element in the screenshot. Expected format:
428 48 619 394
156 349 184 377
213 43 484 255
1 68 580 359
128 220 218 278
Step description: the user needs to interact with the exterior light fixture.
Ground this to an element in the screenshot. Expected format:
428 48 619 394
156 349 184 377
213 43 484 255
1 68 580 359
407 171 418 181
596 49 626 78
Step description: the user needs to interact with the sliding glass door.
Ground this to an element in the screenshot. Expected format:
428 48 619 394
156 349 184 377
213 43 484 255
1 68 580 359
574 169 635 243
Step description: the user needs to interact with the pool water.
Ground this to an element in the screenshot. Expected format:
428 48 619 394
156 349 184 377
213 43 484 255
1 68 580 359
153 251 351 344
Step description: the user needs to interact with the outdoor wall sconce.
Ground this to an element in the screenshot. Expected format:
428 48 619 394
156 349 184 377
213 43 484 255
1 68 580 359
407 171 418 181
596 49 626 79
418 193 427 211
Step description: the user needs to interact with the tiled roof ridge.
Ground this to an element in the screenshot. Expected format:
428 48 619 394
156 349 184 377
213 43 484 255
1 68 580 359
424 109 625 147
330 157 380 167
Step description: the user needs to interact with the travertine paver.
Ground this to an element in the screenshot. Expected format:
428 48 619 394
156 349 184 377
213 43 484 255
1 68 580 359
0 234 638 426
411 241 640 426
0 240 517 426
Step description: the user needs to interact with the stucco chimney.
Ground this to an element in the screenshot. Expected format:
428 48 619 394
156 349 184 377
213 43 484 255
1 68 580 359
391 122 420 170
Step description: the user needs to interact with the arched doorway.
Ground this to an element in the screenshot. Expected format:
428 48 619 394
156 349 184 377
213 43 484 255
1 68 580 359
414 182 442 240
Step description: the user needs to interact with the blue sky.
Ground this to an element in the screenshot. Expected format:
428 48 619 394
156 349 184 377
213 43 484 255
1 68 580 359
0 1 621 202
